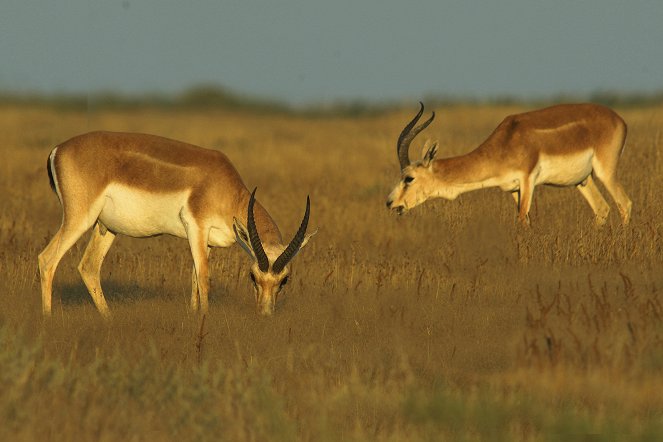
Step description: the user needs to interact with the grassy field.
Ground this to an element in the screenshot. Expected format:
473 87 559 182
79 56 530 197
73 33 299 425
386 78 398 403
1 102 662 440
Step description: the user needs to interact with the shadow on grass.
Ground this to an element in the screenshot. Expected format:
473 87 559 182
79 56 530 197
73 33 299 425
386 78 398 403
56 281 235 307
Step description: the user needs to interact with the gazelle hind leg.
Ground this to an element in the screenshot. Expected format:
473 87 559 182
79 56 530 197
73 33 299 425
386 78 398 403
78 222 116 319
39 230 64 317
593 148 632 225
576 176 610 226
38 218 96 317
601 178 631 224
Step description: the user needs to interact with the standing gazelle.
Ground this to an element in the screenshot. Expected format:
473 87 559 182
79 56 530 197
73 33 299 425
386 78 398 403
39 131 315 318
386 103 632 225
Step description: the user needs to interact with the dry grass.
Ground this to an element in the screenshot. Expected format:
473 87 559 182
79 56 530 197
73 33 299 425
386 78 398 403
1 102 662 440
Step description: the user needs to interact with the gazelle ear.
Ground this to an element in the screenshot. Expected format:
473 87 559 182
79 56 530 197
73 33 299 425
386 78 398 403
421 140 438 167
299 229 317 250
233 217 256 260
281 229 317 264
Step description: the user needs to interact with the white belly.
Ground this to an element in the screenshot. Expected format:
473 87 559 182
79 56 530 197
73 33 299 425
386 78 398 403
98 184 189 238
536 150 594 186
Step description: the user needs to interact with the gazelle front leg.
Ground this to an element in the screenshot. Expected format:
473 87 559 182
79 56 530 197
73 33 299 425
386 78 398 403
190 247 211 311
181 209 211 314
517 173 536 226
190 265 199 311
510 191 520 210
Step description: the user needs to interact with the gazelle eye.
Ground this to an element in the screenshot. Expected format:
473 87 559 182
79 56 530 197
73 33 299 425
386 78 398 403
249 273 257 287
403 176 414 185
279 276 289 289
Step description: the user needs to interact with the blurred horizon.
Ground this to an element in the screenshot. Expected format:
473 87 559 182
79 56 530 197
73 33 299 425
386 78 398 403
2 83 663 116
2 1 662 106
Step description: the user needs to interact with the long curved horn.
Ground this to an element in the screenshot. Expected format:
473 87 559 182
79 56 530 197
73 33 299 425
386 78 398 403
272 196 310 274
247 188 270 272
397 102 435 171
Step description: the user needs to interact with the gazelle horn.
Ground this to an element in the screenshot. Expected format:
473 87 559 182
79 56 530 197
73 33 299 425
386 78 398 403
247 188 270 272
397 102 435 171
271 196 310 274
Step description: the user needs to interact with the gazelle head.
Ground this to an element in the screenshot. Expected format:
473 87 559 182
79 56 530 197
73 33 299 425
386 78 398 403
386 102 438 214
233 189 315 316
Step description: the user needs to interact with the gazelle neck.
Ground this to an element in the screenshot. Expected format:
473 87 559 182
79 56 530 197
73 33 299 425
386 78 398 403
236 190 284 248
430 147 505 198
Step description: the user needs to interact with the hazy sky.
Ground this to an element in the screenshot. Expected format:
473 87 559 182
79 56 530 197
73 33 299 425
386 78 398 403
1 0 662 104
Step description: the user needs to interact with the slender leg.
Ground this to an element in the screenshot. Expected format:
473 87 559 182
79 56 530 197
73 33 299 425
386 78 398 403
38 217 96 317
189 232 211 314
78 222 116 318
600 178 632 225
517 174 536 226
592 142 632 225
576 176 610 226
510 191 520 210
190 247 211 311
190 265 199 311
181 210 210 314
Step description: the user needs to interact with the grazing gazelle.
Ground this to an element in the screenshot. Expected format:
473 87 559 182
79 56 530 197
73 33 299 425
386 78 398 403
386 102 632 225
39 131 315 318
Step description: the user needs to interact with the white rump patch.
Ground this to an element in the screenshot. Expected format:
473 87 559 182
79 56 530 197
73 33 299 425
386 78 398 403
49 147 64 204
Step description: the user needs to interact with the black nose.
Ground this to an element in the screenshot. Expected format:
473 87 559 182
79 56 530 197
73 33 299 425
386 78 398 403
386 200 392 208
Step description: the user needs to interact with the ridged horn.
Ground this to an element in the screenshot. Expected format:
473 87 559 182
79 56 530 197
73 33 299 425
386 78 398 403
271 196 310 274
397 102 435 171
247 188 270 272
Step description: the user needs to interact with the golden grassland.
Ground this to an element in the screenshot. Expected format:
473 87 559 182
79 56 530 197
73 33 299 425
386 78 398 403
1 102 662 440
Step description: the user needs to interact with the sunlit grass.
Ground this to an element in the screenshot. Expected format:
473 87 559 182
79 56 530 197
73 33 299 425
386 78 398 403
1 103 662 440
